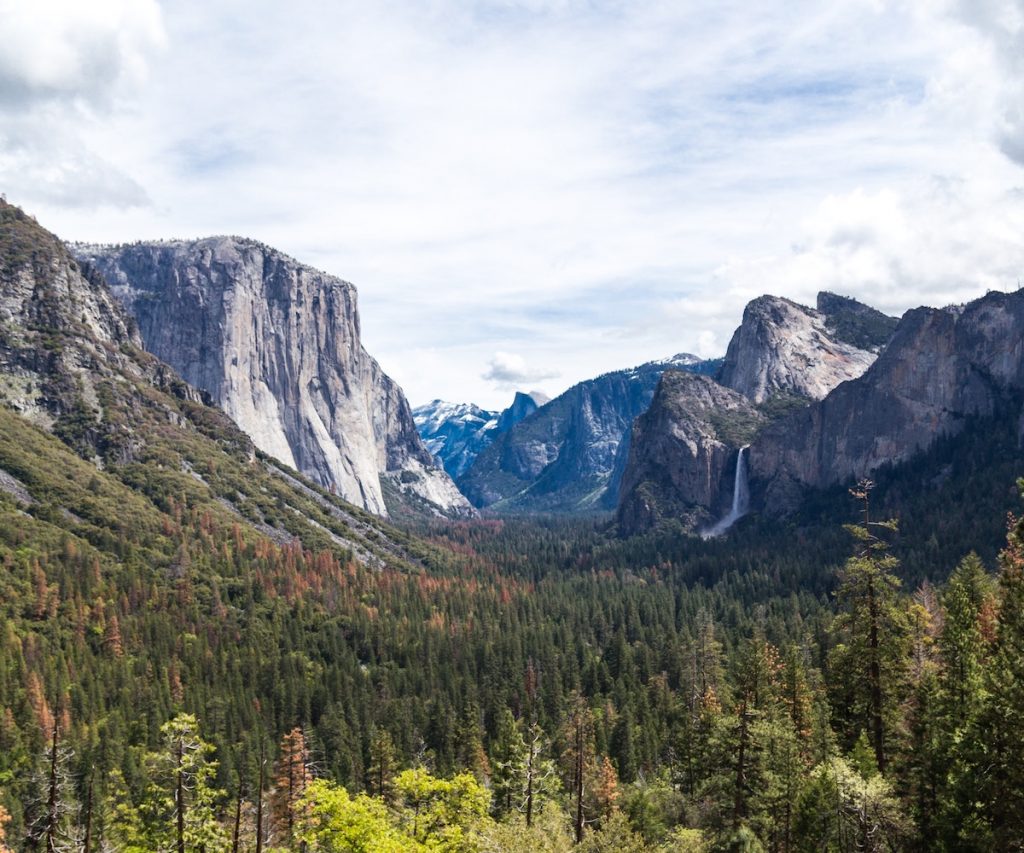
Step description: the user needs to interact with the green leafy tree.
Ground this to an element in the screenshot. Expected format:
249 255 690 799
394 767 491 851
296 778 413 853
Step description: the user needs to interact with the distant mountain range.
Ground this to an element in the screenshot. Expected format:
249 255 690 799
448 354 722 513
413 391 548 479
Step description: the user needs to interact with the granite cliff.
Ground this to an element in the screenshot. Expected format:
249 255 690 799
749 288 1024 512
717 293 894 403
616 370 763 534
75 238 471 518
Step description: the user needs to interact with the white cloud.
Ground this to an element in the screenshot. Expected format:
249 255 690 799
0 0 164 207
481 351 559 391
0 0 163 106
3 0 1024 407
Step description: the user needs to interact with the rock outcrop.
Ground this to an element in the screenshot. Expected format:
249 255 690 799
616 370 764 535
458 354 721 513
413 390 547 479
717 294 889 403
0 200 203 463
75 237 471 518
749 288 1024 512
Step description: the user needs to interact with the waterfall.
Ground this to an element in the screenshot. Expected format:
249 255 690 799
702 445 750 538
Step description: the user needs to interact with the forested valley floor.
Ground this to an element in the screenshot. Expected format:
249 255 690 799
2 404 1024 852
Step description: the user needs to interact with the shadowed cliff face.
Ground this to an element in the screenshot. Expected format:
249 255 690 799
616 370 764 535
749 289 1024 513
457 354 720 513
75 237 471 518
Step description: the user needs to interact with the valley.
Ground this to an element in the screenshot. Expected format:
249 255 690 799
1 197 1024 851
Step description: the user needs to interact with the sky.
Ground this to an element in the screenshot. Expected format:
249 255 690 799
1 0 1023 409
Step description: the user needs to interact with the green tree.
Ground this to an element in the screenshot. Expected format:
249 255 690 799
489 709 527 819
367 728 398 806
829 481 907 772
114 713 228 853
394 768 491 851
793 757 909 852
963 506 1024 847
297 778 414 853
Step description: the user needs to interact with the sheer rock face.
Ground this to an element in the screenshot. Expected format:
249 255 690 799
75 237 472 518
616 371 764 535
749 289 1024 512
717 295 880 403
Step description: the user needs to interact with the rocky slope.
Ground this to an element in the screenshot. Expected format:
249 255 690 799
749 288 1024 512
457 354 721 513
0 200 180 457
0 199 442 565
616 370 764 534
413 390 546 479
75 238 471 518
717 293 894 404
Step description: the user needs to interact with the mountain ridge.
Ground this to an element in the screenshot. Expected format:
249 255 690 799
413 390 546 479
456 353 722 513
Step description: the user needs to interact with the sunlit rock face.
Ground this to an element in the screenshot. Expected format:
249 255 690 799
717 295 881 404
77 237 472 518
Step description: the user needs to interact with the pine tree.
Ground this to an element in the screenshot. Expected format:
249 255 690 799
829 480 907 773
367 727 398 805
562 697 597 844
489 709 527 819
127 713 229 853
931 553 994 848
965 508 1024 847
271 726 312 847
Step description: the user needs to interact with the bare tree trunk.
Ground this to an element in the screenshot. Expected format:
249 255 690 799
525 732 535 828
733 700 749 825
45 721 59 853
83 771 94 853
176 737 186 853
255 744 265 853
231 785 242 853
574 716 584 845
